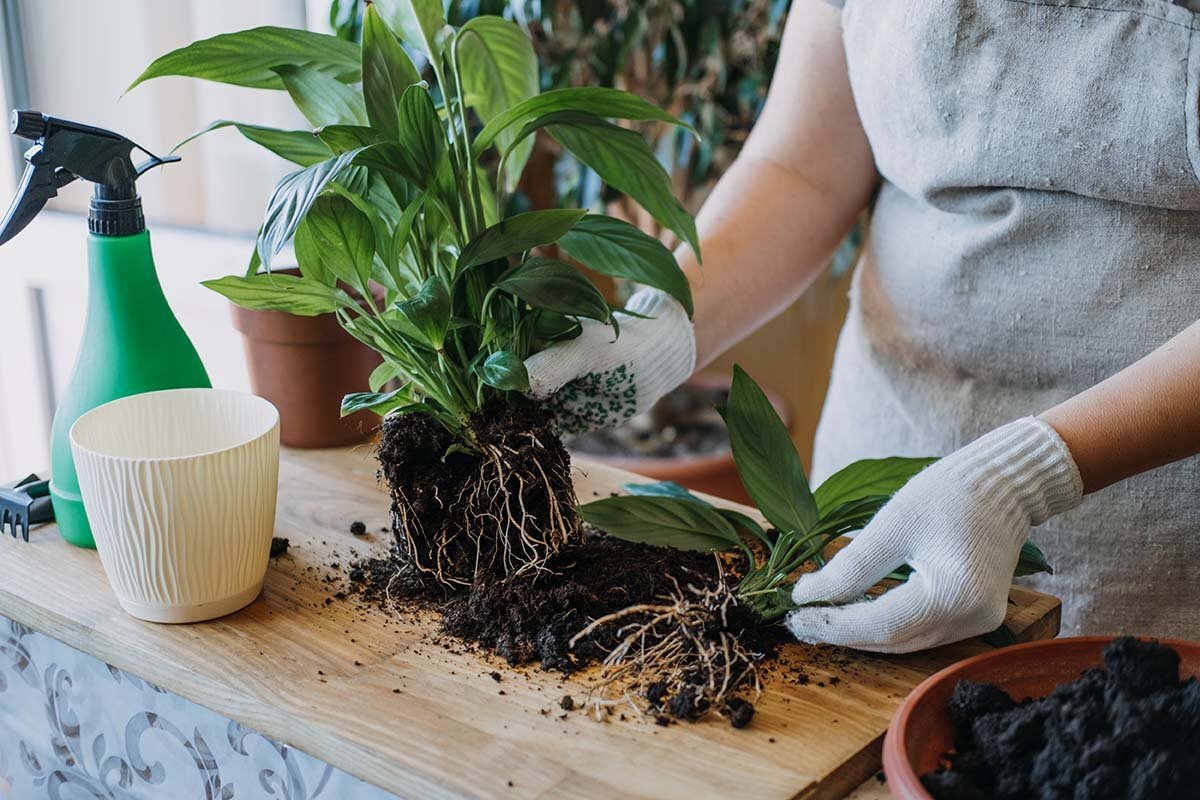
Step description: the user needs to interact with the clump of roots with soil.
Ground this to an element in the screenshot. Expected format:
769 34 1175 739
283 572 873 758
378 404 577 591
569 562 769 724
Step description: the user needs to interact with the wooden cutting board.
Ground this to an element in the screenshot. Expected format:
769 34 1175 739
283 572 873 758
0 446 1060 799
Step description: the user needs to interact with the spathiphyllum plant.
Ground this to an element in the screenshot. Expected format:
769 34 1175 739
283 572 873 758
131 0 698 589
580 366 1052 622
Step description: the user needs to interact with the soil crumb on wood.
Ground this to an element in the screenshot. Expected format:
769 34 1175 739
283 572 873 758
269 537 289 558
922 638 1200 800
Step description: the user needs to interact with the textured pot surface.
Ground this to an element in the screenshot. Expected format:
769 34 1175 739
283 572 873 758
883 636 1200 799
70 389 280 623
231 268 381 449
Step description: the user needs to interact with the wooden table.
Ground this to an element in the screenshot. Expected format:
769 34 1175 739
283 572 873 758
0 446 1060 799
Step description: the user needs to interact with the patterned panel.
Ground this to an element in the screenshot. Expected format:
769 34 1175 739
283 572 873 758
0 615 399 799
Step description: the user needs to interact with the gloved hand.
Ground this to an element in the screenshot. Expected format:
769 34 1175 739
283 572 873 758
524 288 696 435
787 417 1083 653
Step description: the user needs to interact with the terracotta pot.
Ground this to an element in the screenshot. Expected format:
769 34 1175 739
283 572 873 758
230 268 382 449
577 372 791 504
882 636 1200 799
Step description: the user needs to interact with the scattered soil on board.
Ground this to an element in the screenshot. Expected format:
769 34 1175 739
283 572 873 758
347 525 785 725
377 402 576 591
564 384 729 460
923 638 1200 800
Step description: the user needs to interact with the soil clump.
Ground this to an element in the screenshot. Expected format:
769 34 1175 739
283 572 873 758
923 638 1200 800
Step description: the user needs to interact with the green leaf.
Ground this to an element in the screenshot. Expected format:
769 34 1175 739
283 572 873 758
719 365 817 534
624 480 702 503
479 351 530 392
458 209 587 270
624 481 766 540
274 65 367 127
546 114 700 259
202 273 353 316
531 311 583 344
304 194 375 293
813 495 892 537
173 120 331 167
361 4 421 140
1015 539 1054 577
456 17 539 192
395 276 451 348
390 194 425 270
373 0 447 64
395 85 446 189
292 215 332 286
256 148 366 269
369 361 400 392
473 87 694 155
813 457 938 517
128 26 361 92
578 496 741 553
317 125 387 154
341 386 417 417
559 214 693 316
496 258 610 322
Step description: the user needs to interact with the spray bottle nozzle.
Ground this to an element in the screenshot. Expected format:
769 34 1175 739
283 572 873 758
0 110 178 245
10 110 47 140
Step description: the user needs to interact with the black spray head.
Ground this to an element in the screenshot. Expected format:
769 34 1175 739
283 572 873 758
0 110 179 245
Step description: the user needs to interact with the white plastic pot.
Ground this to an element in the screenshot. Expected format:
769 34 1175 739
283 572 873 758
70 388 280 623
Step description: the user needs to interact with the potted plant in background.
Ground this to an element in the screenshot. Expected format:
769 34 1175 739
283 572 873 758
226 270 385 449
131 0 698 589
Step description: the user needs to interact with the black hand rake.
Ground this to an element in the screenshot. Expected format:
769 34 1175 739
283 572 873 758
0 474 53 542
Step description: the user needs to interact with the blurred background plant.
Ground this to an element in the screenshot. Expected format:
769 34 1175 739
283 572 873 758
519 0 789 221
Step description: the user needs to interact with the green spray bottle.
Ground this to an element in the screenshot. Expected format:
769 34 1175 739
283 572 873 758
0 110 210 547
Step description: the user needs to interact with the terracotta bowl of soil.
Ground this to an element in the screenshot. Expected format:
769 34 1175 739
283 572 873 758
565 372 790 504
883 636 1200 799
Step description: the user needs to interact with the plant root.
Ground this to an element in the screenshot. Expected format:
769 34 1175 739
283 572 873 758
570 560 765 725
378 403 578 591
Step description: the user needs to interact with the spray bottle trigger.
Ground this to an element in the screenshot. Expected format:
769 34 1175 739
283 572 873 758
134 153 181 178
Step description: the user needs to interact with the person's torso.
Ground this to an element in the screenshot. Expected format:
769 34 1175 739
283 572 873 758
815 0 1200 638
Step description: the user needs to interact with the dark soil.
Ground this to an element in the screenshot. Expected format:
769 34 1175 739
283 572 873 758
438 531 720 672
269 537 289 558
347 526 779 725
377 402 575 590
565 383 729 459
922 638 1200 800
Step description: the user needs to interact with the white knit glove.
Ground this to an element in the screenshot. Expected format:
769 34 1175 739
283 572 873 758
787 417 1083 653
524 288 696 435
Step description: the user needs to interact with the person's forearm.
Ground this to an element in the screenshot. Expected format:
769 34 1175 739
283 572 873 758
671 2 877 369
675 156 868 367
1040 319 1200 493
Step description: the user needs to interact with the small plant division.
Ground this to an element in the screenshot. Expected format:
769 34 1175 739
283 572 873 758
132 1 698 589
579 365 1053 722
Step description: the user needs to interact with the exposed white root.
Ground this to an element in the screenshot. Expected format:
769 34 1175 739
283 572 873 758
394 428 577 589
572 564 764 723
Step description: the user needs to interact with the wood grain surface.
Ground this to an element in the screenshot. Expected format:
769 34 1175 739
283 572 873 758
0 446 1060 799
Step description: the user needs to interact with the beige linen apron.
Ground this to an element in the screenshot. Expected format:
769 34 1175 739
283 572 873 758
814 0 1200 638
